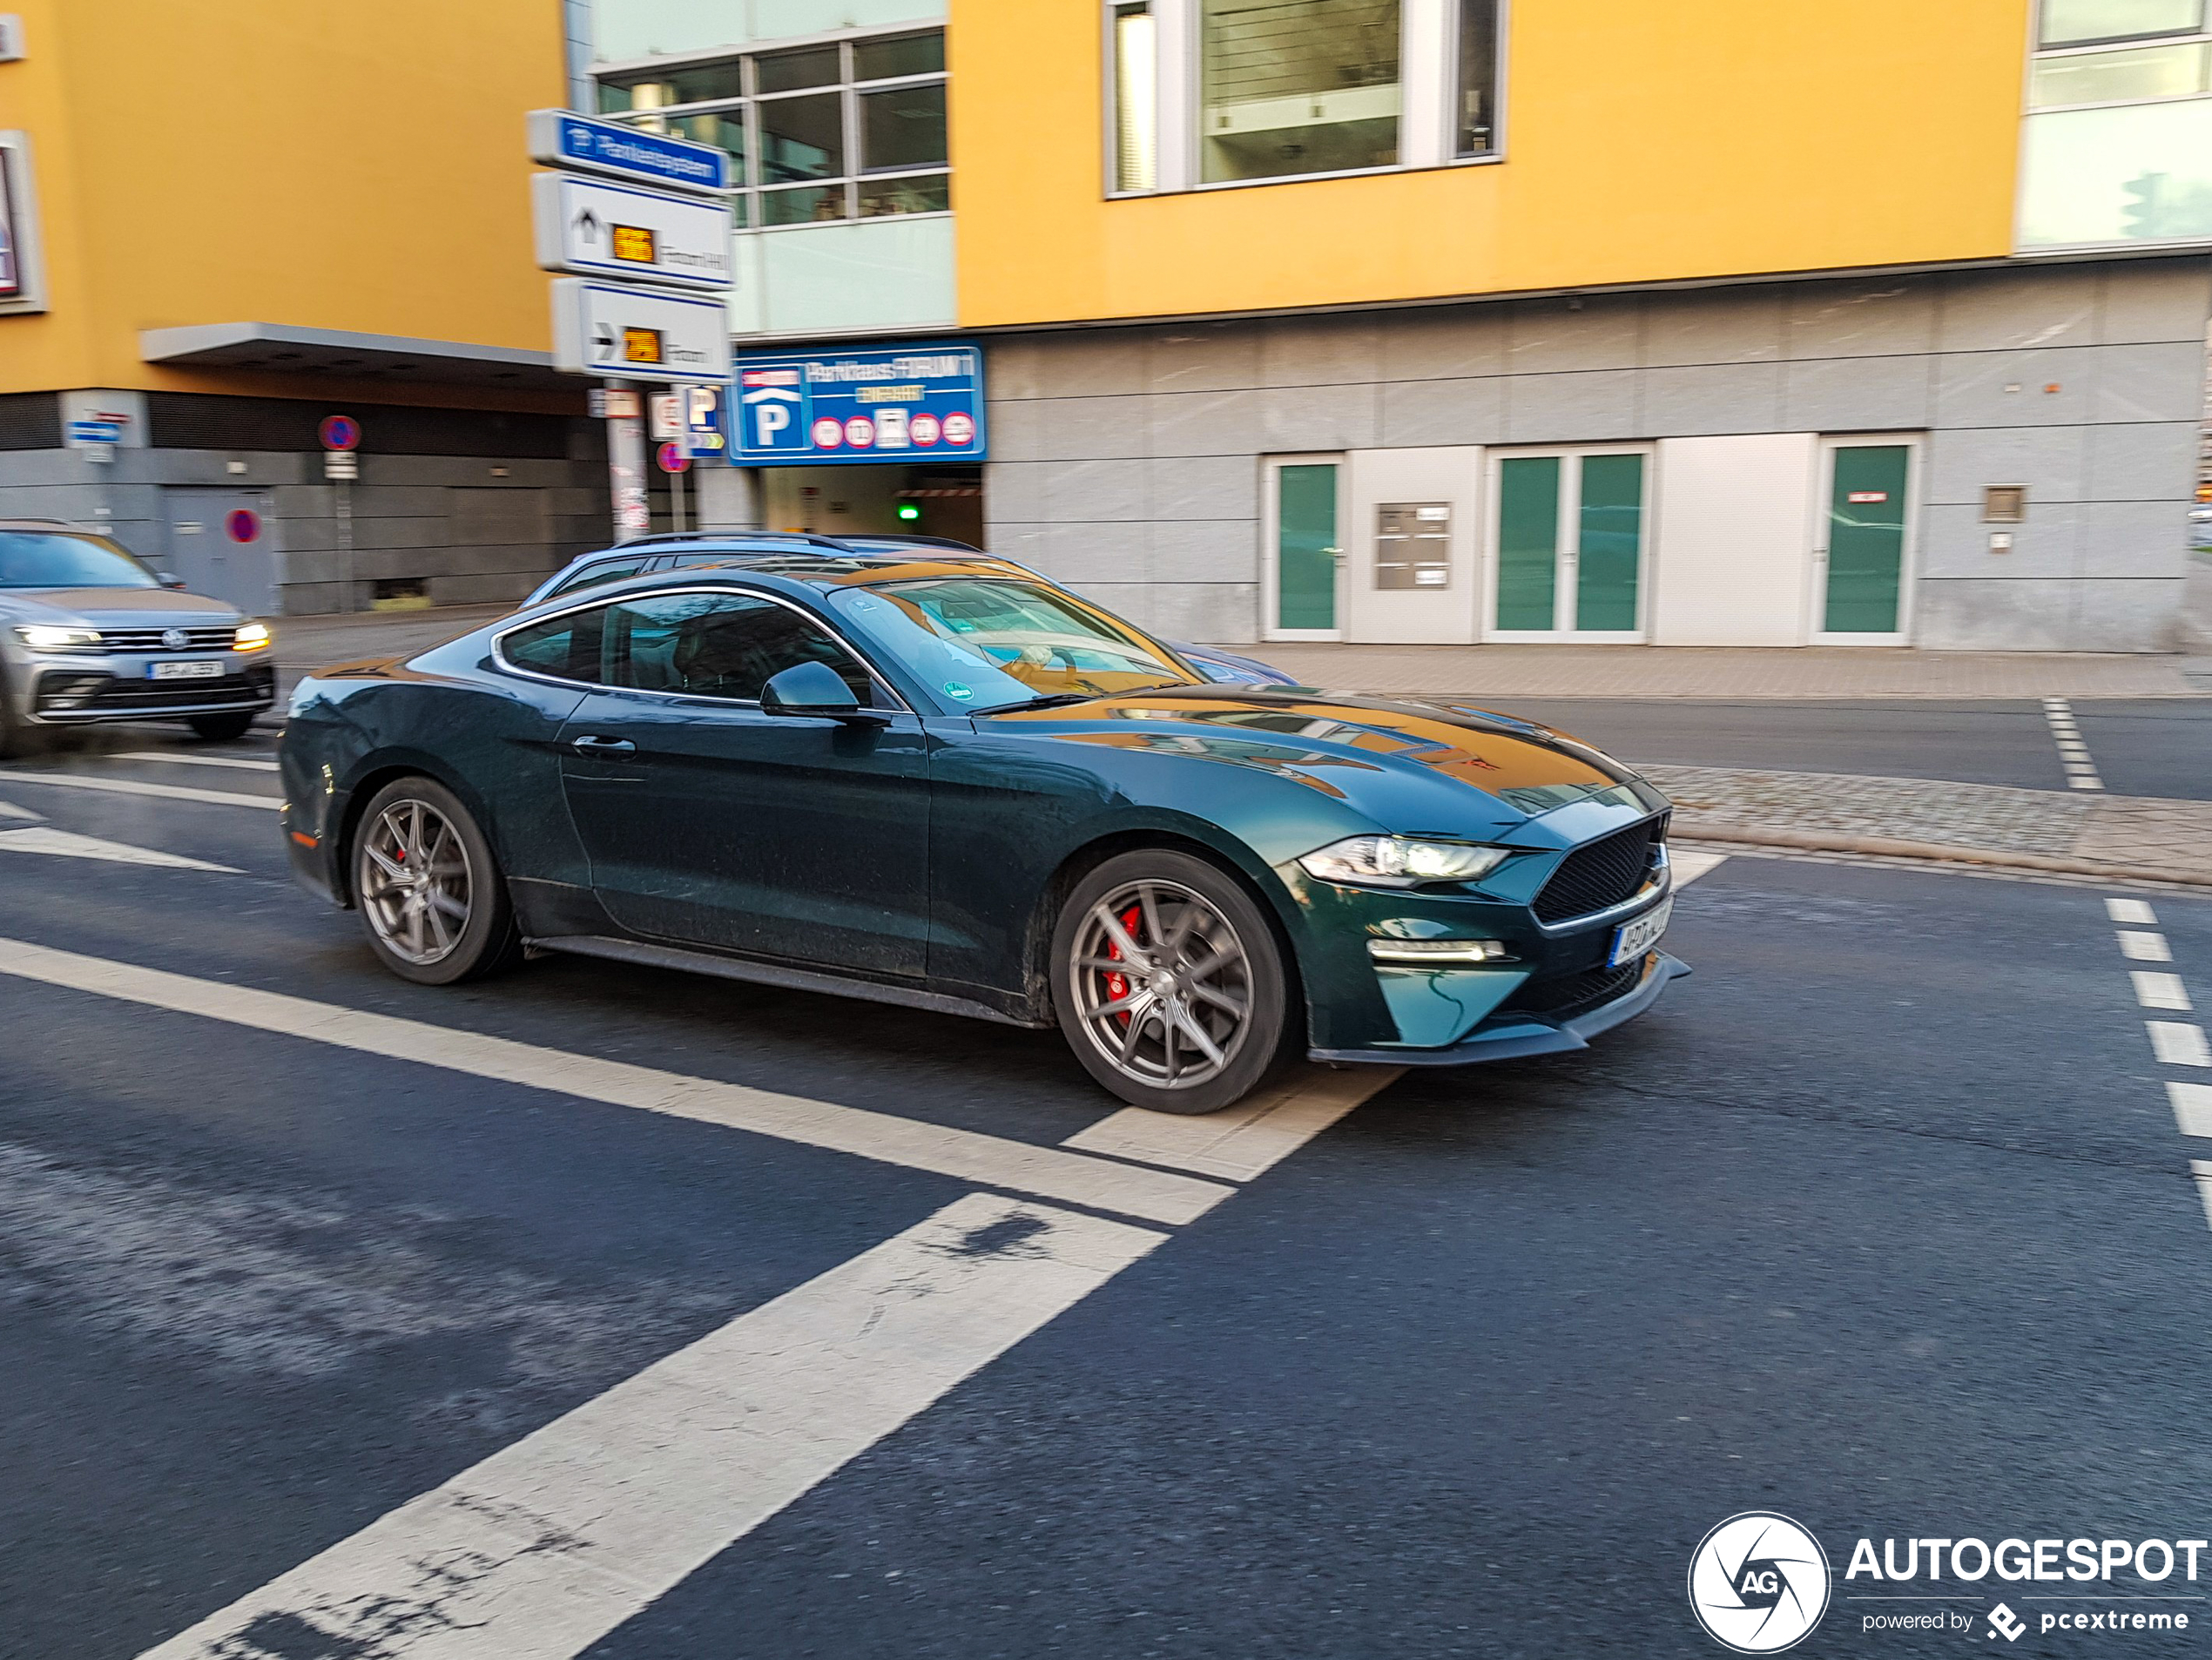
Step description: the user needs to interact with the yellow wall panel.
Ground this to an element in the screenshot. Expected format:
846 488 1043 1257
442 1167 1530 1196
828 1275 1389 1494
0 0 566 396
951 0 2029 327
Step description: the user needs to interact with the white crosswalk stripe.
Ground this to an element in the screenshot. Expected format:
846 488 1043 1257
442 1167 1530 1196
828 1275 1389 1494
0 769 279 810
0 827 238 873
111 751 281 773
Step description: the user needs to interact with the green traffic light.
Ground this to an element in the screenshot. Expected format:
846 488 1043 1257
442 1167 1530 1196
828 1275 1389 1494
896 502 921 522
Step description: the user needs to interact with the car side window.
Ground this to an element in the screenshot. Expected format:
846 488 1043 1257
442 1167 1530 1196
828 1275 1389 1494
501 605 610 683
545 557 647 598
602 591 880 705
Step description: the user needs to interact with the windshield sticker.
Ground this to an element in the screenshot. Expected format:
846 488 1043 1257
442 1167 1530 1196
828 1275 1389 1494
943 682 975 701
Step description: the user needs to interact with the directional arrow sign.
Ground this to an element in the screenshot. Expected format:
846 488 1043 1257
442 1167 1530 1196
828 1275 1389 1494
551 280 732 385
532 173 732 290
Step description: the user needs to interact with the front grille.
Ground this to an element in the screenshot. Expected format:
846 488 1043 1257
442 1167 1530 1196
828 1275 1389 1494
94 626 239 652
1532 815 1666 924
1501 957 1648 1022
40 669 273 714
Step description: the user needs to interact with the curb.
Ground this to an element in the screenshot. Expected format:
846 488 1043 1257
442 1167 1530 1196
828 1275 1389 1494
1672 819 2212 890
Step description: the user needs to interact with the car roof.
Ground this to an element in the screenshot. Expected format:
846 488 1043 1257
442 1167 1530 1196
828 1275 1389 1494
514 550 1045 617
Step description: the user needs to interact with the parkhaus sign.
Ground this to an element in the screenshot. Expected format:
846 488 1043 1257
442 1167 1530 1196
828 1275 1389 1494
730 343 986 466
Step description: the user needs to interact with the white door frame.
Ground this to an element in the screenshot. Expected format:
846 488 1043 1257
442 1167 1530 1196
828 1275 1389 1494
1807 433 1923 647
1480 443 1654 643
1261 453 1346 643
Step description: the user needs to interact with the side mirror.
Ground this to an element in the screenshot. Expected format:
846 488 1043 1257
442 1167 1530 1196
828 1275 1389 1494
760 659 881 723
157 571 188 590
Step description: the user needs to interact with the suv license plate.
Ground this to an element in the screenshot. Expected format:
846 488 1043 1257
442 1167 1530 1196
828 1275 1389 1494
149 660 226 681
1608 896 1673 967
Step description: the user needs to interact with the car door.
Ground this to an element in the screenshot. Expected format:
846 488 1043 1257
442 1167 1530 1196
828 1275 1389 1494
553 587 931 976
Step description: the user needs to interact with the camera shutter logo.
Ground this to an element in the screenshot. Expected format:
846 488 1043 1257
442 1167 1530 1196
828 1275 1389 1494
1688 1512 1831 1652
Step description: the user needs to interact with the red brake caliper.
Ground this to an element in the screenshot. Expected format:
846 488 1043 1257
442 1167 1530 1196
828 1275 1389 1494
1102 902 1144 1027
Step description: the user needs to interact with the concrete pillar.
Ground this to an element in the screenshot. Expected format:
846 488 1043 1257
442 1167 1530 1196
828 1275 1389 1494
695 464 761 531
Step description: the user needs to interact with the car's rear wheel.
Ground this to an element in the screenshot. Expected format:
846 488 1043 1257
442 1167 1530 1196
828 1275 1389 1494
1051 849 1291 1114
352 777 520 986
186 712 256 742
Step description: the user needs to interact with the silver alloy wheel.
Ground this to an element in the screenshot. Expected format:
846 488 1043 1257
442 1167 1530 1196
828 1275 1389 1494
358 798 474 967
1069 878 1252 1091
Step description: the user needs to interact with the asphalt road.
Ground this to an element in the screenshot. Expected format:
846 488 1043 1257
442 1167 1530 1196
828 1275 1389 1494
3 723 2210 1657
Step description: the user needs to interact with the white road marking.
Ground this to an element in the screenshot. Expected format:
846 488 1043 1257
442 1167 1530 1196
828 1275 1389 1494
111 750 281 773
0 827 238 873
0 800 44 821
1669 849 1730 885
2169 1082 2212 1139
136 1192 1165 1660
2119 930 2174 962
0 769 278 810
2134 971 2194 1011
2107 897 2160 925
2193 1161 2212 1232
1063 1064 1402 1182
2148 1022 2212 1067
2042 698 2104 790
0 938 1230 1226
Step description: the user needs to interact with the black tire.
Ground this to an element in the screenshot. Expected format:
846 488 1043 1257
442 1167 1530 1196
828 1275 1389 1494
0 671 32 760
186 711 257 742
1050 848 1293 1114
350 776 522 986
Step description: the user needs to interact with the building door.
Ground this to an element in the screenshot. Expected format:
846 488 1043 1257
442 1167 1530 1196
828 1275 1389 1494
1813 440 1916 643
161 489 276 616
1344 447 1480 644
1485 448 1650 641
1264 456 1344 640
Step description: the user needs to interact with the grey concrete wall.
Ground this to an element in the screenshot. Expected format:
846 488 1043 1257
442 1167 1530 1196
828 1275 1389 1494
0 445 608 615
983 256 2212 651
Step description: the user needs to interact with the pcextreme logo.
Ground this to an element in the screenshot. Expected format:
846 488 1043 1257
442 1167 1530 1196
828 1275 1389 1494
1689 1512 1832 1653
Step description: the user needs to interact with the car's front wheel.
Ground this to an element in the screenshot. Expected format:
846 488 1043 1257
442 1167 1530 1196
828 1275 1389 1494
1050 849 1292 1114
186 712 256 742
351 777 520 986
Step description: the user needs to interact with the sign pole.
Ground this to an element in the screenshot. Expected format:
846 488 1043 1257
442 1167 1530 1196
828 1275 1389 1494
606 380 648 543
668 385 686 533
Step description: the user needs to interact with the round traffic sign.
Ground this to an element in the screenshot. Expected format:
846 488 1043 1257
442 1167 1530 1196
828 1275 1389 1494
318 415 361 451
656 442 691 474
226 509 261 543
843 416 875 449
941 411 975 447
811 417 844 449
910 413 941 447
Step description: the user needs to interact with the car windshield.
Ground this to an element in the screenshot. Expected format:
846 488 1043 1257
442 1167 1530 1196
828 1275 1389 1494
824 577 1199 712
0 530 160 590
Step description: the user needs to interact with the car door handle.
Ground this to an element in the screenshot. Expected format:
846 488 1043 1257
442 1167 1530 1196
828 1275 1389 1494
569 735 636 759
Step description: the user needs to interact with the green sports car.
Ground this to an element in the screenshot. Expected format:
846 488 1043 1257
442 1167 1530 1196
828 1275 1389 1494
280 551 1685 1114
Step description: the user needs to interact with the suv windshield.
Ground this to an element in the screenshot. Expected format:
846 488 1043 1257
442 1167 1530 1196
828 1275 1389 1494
825 577 1199 711
0 530 160 590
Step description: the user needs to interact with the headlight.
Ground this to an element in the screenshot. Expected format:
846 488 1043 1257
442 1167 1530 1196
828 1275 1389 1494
1298 835 1512 888
14 625 102 650
233 621 271 651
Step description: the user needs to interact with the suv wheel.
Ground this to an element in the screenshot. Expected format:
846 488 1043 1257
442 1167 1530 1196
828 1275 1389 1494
186 712 257 742
1051 849 1292 1114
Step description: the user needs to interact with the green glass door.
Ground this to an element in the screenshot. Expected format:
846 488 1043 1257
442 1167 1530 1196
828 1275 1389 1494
1823 445 1909 634
1275 462 1339 631
1492 451 1647 634
1575 453 1644 631
1494 456 1560 631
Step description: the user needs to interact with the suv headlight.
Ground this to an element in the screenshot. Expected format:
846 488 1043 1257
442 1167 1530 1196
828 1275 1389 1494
1298 835 1512 888
14 625 102 651
233 621 271 651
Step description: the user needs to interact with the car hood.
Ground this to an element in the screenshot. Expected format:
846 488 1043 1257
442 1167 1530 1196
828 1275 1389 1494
984 685 1662 836
6 587 242 628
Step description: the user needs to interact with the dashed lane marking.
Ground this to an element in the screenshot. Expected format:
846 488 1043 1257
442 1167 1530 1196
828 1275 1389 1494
0 769 278 810
2134 971 2194 1011
2043 698 2105 792
1064 1064 1400 1182
2148 1022 2212 1067
0 937 1231 1227
0 827 238 873
110 751 281 773
2169 1082 2212 1139
2192 1161 2212 1232
2120 930 2175 962
2107 897 2160 925
136 1192 1166 1660
0 800 42 821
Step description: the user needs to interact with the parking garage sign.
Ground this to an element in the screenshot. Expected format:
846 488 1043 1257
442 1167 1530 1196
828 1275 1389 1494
731 343 986 465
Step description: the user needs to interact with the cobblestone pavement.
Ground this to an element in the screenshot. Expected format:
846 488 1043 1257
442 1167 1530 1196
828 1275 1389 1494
1644 763 2212 884
1235 642 2207 700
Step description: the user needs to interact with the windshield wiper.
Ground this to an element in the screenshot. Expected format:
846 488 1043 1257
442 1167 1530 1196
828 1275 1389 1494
986 691 1102 713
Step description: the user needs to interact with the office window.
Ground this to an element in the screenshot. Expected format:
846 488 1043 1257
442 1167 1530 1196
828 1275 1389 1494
597 29 950 231
1200 0 1401 183
2020 0 2212 246
1455 0 1501 157
1112 3 1158 192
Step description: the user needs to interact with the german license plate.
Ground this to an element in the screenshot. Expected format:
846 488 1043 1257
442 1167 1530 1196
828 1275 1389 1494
149 660 225 681
1608 896 1672 967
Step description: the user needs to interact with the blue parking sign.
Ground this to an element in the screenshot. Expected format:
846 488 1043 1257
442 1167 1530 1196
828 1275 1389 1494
730 343 986 466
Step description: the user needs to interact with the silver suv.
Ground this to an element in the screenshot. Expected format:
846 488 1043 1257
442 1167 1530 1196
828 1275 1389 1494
0 519 276 757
